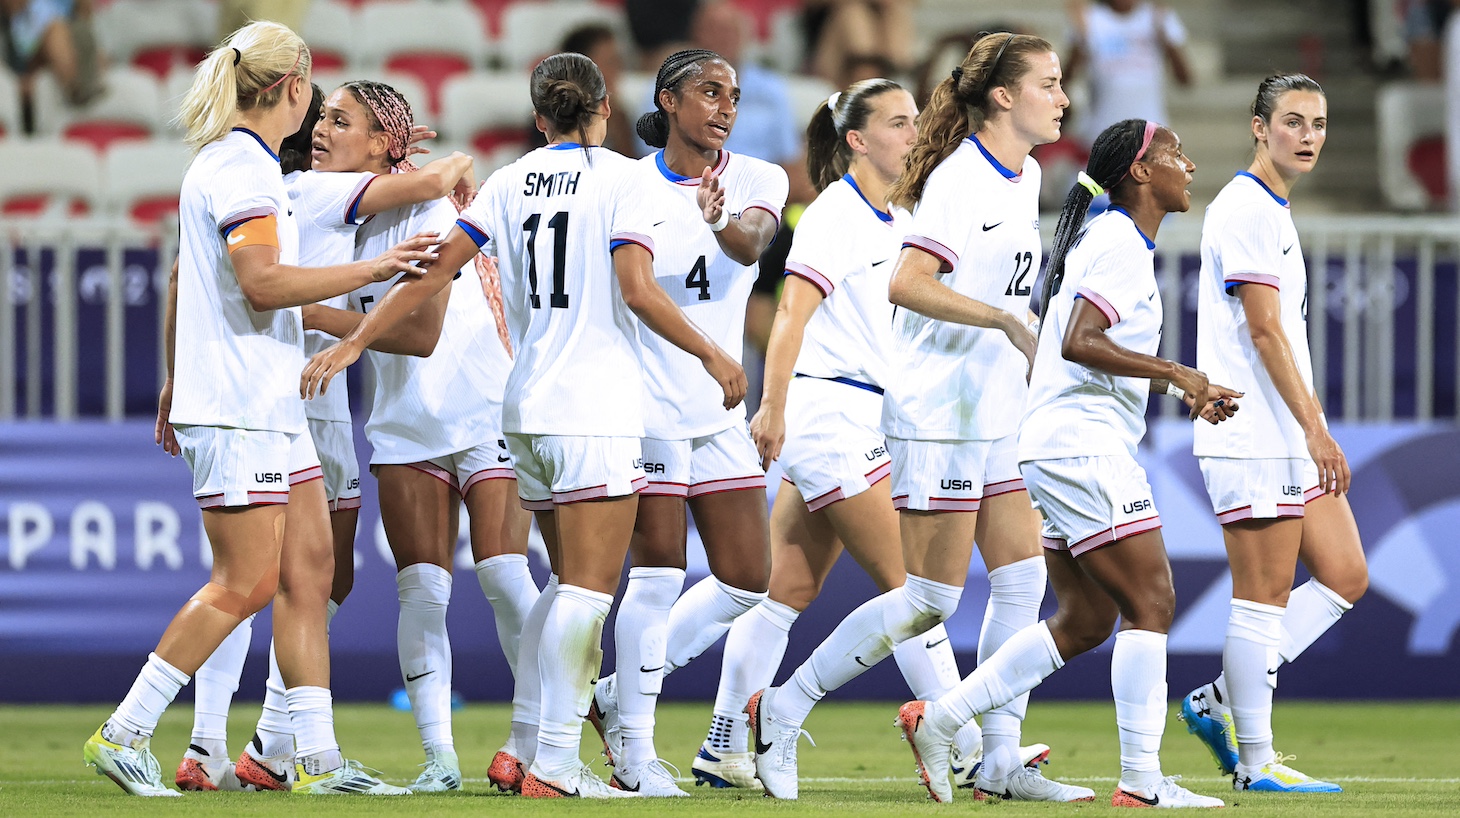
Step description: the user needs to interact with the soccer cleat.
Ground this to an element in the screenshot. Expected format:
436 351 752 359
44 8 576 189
1112 775 1225 808
235 746 294 792
408 749 462 792
975 762 1095 802
748 688 815 800
895 701 955 804
487 749 525 793
586 675 622 766
1234 757 1341 793
690 742 762 789
950 742 1052 789
175 744 246 792
520 761 637 798
611 758 688 797
1179 683 1238 775
293 759 410 795
83 726 181 797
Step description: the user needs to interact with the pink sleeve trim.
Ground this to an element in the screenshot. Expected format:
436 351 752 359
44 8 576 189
1224 272 1281 291
902 235 958 269
742 200 783 229
611 231 655 258
785 261 833 296
1075 287 1121 325
344 174 377 225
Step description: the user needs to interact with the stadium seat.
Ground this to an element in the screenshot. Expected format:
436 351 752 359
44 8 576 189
439 71 533 157
0 67 21 138
354 1 491 115
96 0 216 79
0 139 102 218
102 140 192 224
32 67 164 152
1376 82 1447 210
498 1 626 70
300 0 357 73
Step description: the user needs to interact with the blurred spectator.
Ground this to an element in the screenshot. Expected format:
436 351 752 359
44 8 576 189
803 0 916 88
1066 0 1191 147
692 1 799 167
562 24 637 153
1 0 101 110
1404 0 1460 80
218 0 310 39
626 0 699 70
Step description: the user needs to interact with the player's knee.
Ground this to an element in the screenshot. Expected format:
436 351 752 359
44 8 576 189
771 573 822 611
1326 569 1368 605
1049 608 1117 655
192 565 278 620
1124 586 1175 634
901 576 961 633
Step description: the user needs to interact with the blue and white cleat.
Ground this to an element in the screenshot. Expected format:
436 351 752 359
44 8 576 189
1235 757 1342 793
690 742 761 789
1179 684 1238 775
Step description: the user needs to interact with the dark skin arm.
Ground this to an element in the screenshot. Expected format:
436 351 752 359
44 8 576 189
301 279 450 358
1061 298 1241 422
697 168 778 265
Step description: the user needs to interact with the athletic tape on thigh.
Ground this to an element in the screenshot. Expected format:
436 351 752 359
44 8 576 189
191 563 279 619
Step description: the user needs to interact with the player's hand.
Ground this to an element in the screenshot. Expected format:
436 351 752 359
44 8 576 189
1170 364 1217 421
698 168 727 226
451 158 479 206
155 377 179 456
1186 383 1243 424
368 233 440 281
700 345 747 410
1002 312 1038 380
1305 426 1350 496
301 339 363 401
750 402 786 471
405 124 436 157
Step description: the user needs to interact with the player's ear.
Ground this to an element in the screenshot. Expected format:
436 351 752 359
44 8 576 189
846 128 869 156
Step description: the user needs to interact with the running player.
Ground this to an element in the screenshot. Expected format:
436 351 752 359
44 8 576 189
86 21 431 796
1179 73 1366 794
301 52 746 799
746 33 1084 802
583 48 787 797
899 118 1234 808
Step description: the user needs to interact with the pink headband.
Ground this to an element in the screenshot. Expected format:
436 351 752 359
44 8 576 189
254 48 303 98
1133 120 1158 162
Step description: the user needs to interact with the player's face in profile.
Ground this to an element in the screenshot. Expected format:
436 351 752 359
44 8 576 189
312 88 384 173
1141 128 1196 214
1256 90 1327 177
671 60 740 151
1005 50 1068 147
855 89 918 183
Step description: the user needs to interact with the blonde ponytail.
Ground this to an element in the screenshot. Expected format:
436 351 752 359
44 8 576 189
179 21 311 152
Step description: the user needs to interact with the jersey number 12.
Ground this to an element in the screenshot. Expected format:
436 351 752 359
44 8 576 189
1006 251 1033 297
524 211 570 309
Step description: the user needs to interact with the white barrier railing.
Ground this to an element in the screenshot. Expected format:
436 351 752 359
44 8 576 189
3 213 1459 422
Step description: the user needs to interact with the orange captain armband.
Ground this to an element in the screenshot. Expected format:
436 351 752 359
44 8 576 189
223 213 280 253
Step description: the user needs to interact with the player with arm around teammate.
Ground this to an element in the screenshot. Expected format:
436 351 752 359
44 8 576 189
900 118 1236 809
1178 73 1367 795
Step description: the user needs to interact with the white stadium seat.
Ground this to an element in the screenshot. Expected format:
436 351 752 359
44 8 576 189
355 0 491 114
32 67 165 152
0 139 103 218
439 70 534 156
498 1 626 70
102 140 193 224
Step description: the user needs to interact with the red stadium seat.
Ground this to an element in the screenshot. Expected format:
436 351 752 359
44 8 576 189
32 67 163 152
0 140 102 220
1406 136 1448 205
384 54 472 116
355 1 489 116
96 1 215 80
63 122 153 153
103 140 191 226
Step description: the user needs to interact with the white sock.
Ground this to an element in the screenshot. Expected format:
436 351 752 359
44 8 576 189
931 621 1063 736
534 584 612 780
286 686 341 773
1112 629 1167 791
107 652 189 741
712 598 798 753
252 640 293 759
778 575 962 728
893 621 960 700
397 563 455 754
663 576 766 676
1213 579 1351 700
1225 598 1283 771
509 573 557 764
474 553 541 676
191 614 254 753
614 566 685 767
979 557 1046 777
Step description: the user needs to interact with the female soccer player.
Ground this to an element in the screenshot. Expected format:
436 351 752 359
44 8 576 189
86 21 432 797
302 52 746 799
583 47 787 797
1179 73 1367 794
746 33 1083 802
899 118 1234 809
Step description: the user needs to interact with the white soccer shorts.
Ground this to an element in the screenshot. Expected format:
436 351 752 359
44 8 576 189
779 376 890 512
888 433 1024 512
307 418 361 511
506 434 647 511
395 438 519 498
641 424 766 499
177 425 320 509
1199 456 1322 524
1021 454 1162 557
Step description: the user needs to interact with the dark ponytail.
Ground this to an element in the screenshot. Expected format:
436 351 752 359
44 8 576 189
1034 118 1154 320
805 78 903 193
636 48 720 148
278 82 323 174
530 52 607 143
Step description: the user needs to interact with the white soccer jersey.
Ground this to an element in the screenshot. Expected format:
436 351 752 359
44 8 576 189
1019 208 1163 461
1194 172 1314 459
350 195 511 463
285 169 375 423
637 150 789 439
457 144 662 437
172 128 304 433
882 136 1043 441
785 174 904 387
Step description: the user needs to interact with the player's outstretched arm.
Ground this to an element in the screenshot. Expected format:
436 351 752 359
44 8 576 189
233 233 440 312
356 152 475 217
302 282 449 358
614 243 747 410
888 245 1036 366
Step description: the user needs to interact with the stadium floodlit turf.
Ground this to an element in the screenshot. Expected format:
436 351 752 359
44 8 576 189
2 700 1455 815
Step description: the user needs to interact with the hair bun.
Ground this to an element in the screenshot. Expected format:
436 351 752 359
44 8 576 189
636 109 669 148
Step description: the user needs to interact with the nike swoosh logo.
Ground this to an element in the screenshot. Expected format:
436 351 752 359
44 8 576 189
614 776 640 792
982 222 1002 231
872 259 891 267
1283 244 1294 255
1267 668 1279 675
227 232 244 245
255 761 290 786
639 665 664 673
405 670 435 682
653 221 666 227
287 209 293 216
1123 789 1160 806
497 454 511 463
1148 291 1157 301
755 733 772 755
924 637 949 650
854 655 873 668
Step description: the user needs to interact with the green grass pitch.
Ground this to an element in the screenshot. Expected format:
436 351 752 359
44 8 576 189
2 700 1456 815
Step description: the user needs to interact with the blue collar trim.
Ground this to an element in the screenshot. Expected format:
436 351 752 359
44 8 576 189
842 173 893 223
967 133 1019 179
1108 206 1155 250
232 127 279 162
548 142 583 150
1236 171 1289 207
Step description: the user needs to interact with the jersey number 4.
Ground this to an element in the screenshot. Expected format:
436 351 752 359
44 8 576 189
1005 251 1033 297
524 211 570 308
685 255 711 301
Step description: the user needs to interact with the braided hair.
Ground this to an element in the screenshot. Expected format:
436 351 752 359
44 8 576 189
1033 119 1155 321
636 48 722 148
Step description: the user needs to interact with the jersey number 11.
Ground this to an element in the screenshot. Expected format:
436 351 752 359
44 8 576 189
524 211 570 309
